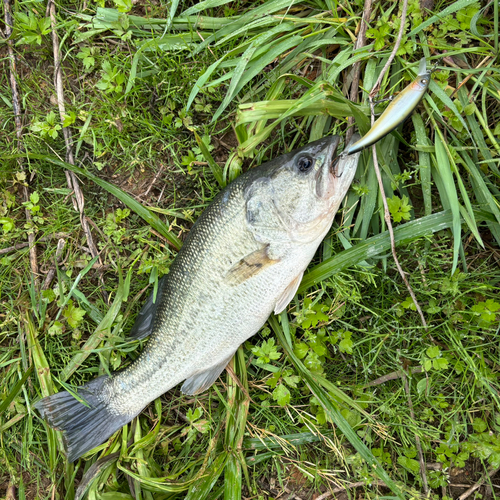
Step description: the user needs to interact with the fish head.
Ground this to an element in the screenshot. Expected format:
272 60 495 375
412 57 432 93
254 135 358 241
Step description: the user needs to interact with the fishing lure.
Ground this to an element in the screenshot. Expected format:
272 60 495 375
343 57 432 156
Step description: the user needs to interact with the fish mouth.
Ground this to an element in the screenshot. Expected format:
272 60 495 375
314 137 340 199
317 133 361 199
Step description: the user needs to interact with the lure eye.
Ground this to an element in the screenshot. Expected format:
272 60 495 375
297 156 313 172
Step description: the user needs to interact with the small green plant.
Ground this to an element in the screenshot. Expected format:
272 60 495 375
428 469 449 489
96 61 126 94
266 368 300 407
391 170 413 190
442 99 475 133
23 191 40 215
251 338 281 365
422 345 449 371
112 0 132 13
397 447 420 477
366 20 392 51
294 297 329 329
387 195 412 222
456 2 481 30
174 108 193 130
352 184 369 197
48 321 64 336
14 11 51 46
62 299 86 329
434 440 469 468
425 298 442 315
0 217 14 233
193 96 213 114
440 270 466 295
22 191 44 232
455 417 500 469
104 208 130 244
181 135 215 173
470 300 500 328
181 407 210 444
76 46 100 71
30 112 62 139
372 446 392 466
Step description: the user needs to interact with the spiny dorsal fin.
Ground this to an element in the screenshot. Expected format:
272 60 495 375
225 245 279 286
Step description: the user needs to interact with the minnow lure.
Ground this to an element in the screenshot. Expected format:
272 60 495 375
343 57 432 156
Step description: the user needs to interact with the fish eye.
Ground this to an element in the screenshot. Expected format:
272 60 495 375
297 155 313 172
421 78 428 84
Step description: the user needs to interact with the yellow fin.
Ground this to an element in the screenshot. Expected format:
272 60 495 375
226 246 278 285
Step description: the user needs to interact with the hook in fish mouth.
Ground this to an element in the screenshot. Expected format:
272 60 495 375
330 154 346 178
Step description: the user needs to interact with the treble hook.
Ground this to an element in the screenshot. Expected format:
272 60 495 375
331 153 346 178
430 58 441 74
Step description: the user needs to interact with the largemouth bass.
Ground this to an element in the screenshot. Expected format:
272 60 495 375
343 57 431 156
35 135 361 462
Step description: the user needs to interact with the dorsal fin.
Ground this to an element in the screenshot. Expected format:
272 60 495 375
128 277 165 340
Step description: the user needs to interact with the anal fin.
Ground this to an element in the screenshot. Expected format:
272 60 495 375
225 245 278 286
274 272 303 314
181 354 235 395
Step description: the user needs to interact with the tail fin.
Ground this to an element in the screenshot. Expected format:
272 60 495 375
35 376 132 462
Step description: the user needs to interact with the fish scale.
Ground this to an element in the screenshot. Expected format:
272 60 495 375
35 135 361 462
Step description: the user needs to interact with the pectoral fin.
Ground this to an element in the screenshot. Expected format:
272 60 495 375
181 353 235 395
225 246 278 285
274 272 303 314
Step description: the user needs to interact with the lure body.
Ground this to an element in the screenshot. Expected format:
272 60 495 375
344 58 431 156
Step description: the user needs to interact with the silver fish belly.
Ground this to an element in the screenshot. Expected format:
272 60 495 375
35 135 361 461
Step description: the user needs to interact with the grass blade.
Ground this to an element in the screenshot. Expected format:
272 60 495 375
0 414 26 433
298 209 489 293
213 35 302 122
194 132 225 187
193 0 300 53
270 314 405 500
427 81 468 133
187 58 226 112
21 154 182 251
411 114 432 216
408 0 481 36
182 0 235 16
25 314 61 471
356 155 377 240
117 463 197 493
0 366 33 414
184 452 229 499
243 430 336 450
59 281 124 382
433 132 462 274
224 454 241 500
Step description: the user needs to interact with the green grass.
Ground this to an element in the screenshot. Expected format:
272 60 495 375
1 0 500 498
